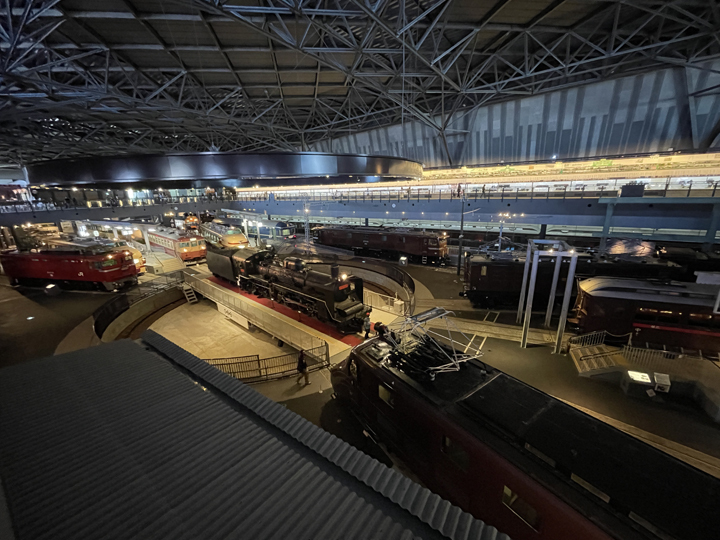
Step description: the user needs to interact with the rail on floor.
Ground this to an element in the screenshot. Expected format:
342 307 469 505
204 344 329 384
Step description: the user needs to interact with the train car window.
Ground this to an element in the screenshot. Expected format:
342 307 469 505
381 235 387 242
481 266 487 276
689 314 713 328
190 240 198 247
502 486 540 532
179 242 190 248
635 307 657 322
441 435 469 471
378 385 395 408
429 239 437 246
347 233 352 239
657 310 681 325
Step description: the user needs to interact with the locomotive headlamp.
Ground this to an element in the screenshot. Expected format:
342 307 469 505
134 259 140 264
183 248 187 252
341 274 347 280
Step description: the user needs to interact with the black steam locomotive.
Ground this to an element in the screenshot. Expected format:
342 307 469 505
207 247 369 332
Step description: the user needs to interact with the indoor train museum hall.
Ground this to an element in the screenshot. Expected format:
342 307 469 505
1 2 720 540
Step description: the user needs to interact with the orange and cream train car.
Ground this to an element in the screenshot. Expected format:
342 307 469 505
147 227 206 262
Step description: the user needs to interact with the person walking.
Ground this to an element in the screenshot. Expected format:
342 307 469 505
363 315 372 339
296 350 310 386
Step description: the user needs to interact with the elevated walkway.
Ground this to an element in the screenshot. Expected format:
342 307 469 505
568 332 720 422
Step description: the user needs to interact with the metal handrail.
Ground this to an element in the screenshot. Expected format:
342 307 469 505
567 330 607 348
205 344 329 383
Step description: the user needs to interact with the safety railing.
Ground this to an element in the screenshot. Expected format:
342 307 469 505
266 178 720 204
0 195 239 214
92 270 185 337
205 344 329 383
567 330 608 348
364 289 407 317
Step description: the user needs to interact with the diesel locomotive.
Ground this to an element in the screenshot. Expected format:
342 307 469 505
207 247 368 332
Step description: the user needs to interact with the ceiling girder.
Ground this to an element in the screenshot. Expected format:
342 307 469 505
0 0 717 164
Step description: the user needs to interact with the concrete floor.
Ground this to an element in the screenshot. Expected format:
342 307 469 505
149 299 291 360
0 277 109 368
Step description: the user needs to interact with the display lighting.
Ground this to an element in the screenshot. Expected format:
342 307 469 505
628 371 652 383
71 187 78 191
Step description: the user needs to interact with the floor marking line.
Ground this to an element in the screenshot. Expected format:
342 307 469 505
478 336 488 351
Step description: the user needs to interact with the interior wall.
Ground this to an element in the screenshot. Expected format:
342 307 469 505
311 61 720 168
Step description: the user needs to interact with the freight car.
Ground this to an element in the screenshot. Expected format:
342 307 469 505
331 327 720 540
463 249 683 308
571 277 720 355
313 225 448 264
0 245 137 290
206 248 368 332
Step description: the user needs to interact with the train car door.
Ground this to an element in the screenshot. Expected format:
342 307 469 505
363 234 369 246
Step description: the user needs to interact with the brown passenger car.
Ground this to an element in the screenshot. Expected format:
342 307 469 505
572 277 720 355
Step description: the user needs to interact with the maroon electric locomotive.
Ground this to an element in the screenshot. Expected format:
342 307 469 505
313 225 448 263
331 328 719 540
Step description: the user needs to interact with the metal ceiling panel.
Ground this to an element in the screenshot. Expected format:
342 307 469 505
0 337 508 540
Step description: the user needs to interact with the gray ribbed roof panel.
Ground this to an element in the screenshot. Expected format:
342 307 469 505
0 336 508 540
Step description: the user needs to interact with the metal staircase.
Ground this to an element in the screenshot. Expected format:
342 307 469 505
567 331 630 377
569 344 625 376
180 283 199 304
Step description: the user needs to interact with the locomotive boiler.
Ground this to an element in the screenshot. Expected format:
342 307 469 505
207 248 369 332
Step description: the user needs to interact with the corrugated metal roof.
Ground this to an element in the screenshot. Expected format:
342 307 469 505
0 335 509 540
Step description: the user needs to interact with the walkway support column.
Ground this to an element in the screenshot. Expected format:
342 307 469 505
599 202 616 251
554 255 578 354
544 253 563 328
703 203 720 251
516 241 532 324
520 250 540 348
457 195 465 276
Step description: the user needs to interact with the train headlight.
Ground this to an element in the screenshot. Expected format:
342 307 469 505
133 258 140 264
341 273 347 280
183 248 187 252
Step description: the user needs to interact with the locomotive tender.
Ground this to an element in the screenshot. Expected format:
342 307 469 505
207 247 368 332
313 225 448 263
332 332 720 540
572 277 720 355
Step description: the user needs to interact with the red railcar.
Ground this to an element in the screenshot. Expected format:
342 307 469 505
313 225 447 263
332 336 719 540
572 277 720 355
1 248 137 290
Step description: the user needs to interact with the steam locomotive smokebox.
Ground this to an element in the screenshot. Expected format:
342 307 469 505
620 183 645 197
330 264 339 279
